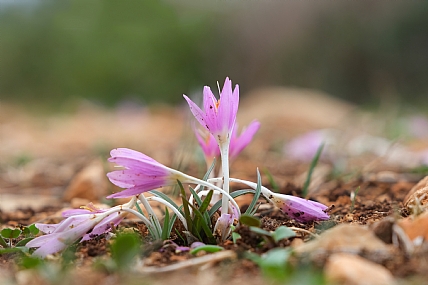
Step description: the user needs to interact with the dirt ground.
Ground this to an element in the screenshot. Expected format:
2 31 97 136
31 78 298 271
2 88 428 285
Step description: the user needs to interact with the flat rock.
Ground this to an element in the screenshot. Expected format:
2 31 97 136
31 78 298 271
63 159 108 202
325 253 395 285
294 224 394 263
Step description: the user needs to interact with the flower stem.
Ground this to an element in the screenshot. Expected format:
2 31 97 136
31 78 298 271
168 169 241 216
146 196 188 230
219 143 230 216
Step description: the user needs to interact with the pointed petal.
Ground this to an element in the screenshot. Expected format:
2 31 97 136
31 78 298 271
230 120 260 158
183 95 210 132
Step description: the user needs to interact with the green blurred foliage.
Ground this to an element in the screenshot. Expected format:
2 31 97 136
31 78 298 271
1 1 428 107
276 2 428 106
0 0 216 106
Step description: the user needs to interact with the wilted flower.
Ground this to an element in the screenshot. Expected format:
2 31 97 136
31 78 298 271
107 148 186 198
268 192 329 222
229 121 260 159
183 77 239 145
27 206 127 258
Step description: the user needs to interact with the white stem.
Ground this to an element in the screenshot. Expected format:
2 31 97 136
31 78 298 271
138 194 163 237
145 196 188 230
219 143 230 215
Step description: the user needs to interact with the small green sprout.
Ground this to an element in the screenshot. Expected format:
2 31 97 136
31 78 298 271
0 224 39 253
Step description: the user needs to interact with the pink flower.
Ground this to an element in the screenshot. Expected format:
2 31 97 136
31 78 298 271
268 193 329 222
194 127 220 161
27 208 125 258
183 77 239 145
107 148 183 198
229 120 260 159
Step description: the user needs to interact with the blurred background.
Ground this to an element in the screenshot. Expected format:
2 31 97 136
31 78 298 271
1 0 428 109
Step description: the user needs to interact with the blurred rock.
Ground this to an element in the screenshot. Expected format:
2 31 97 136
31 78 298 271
63 159 107 202
370 217 395 244
294 224 394 264
397 211 428 242
404 175 428 212
325 253 395 285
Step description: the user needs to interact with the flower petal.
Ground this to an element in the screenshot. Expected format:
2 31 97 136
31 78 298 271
183 95 209 131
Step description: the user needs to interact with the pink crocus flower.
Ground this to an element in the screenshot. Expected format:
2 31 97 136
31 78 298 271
268 193 329 222
107 148 185 198
27 206 126 258
229 120 261 159
183 77 239 145
194 127 220 164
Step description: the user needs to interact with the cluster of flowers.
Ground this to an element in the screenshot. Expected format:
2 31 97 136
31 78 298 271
27 78 330 258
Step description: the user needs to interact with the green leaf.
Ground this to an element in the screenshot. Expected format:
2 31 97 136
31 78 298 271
1 228 13 239
178 180 195 238
264 168 279 192
249 226 272 237
302 143 324 197
232 232 241 243
0 236 8 248
15 237 34 247
245 169 262 215
239 214 261 227
208 189 255 217
28 224 39 235
189 245 223 255
258 248 292 280
187 203 216 244
271 226 296 242
202 158 216 182
11 229 22 239
161 207 170 240
110 233 142 271
0 247 26 254
19 256 44 269
151 190 183 215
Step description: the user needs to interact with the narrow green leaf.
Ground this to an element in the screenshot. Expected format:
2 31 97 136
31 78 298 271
187 203 216 244
196 189 213 227
167 214 178 237
190 245 223 255
178 180 194 234
208 189 255 217
239 214 261 227
151 190 183 216
264 168 279 192
202 158 216 182
245 169 262 215
161 207 170 240
135 203 146 217
302 143 324 197
271 226 296 242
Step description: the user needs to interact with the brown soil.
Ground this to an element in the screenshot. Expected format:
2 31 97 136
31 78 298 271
2 93 428 284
